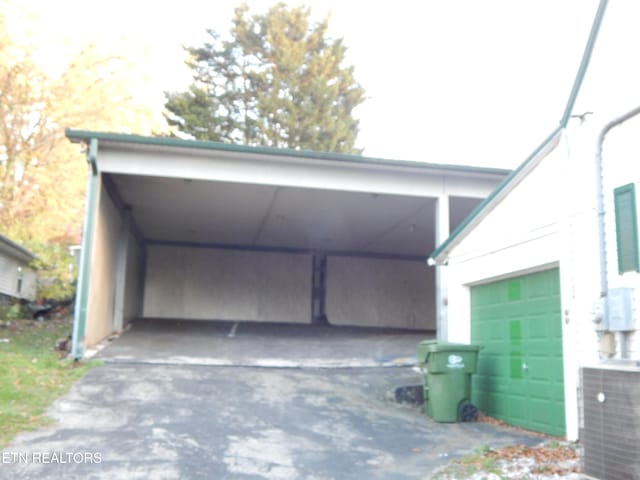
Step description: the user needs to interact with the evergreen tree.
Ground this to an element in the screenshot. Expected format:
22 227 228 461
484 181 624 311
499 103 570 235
165 3 366 153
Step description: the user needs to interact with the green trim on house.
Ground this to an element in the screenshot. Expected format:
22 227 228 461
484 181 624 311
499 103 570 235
613 183 640 273
65 129 510 178
428 0 609 265
560 0 609 127
429 126 563 264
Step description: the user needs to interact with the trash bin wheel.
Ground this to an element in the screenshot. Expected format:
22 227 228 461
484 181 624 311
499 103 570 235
458 402 478 422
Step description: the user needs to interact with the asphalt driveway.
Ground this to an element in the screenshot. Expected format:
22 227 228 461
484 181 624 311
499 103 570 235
1 321 545 479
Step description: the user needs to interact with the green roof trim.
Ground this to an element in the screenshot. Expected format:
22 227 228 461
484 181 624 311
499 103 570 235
429 126 563 265
65 129 510 177
428 0 609 265
560 0 609 127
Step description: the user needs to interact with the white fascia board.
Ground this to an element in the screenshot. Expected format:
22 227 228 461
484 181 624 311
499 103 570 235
96 146 504 199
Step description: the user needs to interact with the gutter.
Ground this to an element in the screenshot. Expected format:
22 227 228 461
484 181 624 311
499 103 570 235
71 138 99 360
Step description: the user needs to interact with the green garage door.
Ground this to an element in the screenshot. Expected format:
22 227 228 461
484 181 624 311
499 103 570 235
470 268 565 436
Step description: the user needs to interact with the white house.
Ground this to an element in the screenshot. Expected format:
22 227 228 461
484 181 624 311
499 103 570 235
0 234 37 303
428 1 640 476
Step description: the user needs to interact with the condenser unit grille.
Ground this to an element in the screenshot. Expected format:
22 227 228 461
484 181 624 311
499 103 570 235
581 367 640 479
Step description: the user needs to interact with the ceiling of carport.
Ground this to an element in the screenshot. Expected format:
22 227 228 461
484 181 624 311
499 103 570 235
109 174 444 257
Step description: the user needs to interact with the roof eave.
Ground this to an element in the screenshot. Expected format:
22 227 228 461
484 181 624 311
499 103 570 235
0 235 36 263
428 126 563 266
65 129 511 178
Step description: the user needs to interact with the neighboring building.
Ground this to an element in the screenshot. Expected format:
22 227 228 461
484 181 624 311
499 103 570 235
0 234 37 302
65 130 507 359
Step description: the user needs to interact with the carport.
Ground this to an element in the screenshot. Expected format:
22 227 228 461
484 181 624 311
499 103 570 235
66 130 508 358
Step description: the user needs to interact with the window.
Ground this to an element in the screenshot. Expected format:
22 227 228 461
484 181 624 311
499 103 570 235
614 183 640 273
16 266 23 293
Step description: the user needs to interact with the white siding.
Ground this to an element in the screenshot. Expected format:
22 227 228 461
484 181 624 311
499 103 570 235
444 131 582 440
21 270 37 301
0 252 36 301
0 254 17 297
599 115 640 357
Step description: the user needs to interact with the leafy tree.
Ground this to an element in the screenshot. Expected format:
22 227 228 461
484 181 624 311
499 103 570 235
0 0 162 299
165 2 366 153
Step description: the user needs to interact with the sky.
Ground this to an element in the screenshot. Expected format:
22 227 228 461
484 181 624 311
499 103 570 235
6 0 640 169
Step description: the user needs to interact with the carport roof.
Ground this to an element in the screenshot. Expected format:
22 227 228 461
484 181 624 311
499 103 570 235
66 129 510 178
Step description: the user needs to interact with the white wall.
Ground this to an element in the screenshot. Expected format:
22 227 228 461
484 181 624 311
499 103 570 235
122 232 143 326
86 178 121 345
143 246 312 323
21 270 37 301
326 256 433 329
443 116 640 441
444 132 583 440
597 114 640 358
0 253 35 301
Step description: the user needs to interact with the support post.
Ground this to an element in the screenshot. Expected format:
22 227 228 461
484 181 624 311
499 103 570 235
71 139 99 359
435 194 450 341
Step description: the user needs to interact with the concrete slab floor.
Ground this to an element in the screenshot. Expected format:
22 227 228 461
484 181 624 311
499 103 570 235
0 364 545 480
94 319 435 368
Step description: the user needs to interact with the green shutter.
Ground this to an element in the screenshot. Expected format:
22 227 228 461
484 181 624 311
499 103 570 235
614 184 640 274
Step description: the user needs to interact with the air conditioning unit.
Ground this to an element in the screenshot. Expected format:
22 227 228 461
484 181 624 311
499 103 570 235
581 365 640 479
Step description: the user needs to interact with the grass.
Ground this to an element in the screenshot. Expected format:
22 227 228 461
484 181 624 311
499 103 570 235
0 317 100 448
430 441 582 479
431 445 501 479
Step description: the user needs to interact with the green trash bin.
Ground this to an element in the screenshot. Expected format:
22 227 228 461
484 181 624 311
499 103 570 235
416 341 479 422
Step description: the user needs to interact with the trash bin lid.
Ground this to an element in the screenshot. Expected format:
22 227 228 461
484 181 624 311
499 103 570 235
425 342 479 353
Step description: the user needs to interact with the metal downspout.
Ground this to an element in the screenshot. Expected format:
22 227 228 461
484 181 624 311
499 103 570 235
595 105 640 358
71 138 99 360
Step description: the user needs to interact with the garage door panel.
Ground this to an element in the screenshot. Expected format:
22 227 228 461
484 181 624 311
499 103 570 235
528 315 555 339
325 256 433 329
482 393 501 417
471 268 565 436
508 395 528 422
144 246 312 323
